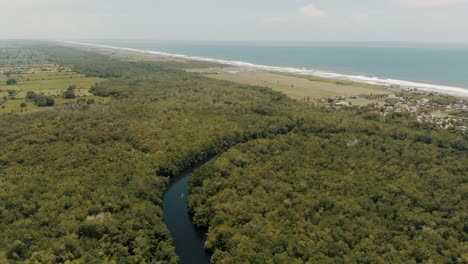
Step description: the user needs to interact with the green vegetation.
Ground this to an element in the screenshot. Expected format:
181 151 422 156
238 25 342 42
0 47 106 114
63 85 77 99
6 89 16 97
35 96 55 107
1 42 466 263
0 44 297 263
6 78 17 85
23 91 55 107
189 107 468 263
189 69 392 101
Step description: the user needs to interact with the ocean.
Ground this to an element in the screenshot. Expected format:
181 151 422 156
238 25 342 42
76 40 468 96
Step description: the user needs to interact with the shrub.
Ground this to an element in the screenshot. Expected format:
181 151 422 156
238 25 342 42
6 78 17 85
26 91 39 101
64 85 77 99
36 97 55 107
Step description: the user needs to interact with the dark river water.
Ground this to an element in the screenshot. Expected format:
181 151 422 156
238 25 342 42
163 165 211 264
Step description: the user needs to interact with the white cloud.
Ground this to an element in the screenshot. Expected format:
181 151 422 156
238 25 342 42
351 13 369 23
299 4 327 19
394 0 468 8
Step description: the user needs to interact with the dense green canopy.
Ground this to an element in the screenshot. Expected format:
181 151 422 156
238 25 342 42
0 44 466 264
0 45 297 263
189 109 468 263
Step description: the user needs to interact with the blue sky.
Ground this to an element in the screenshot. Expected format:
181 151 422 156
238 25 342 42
1 0 468 42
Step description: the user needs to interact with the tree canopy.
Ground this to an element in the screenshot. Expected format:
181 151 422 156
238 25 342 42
0 44 297 263
189 109 468 263
0 43 466 263
6 78 17 85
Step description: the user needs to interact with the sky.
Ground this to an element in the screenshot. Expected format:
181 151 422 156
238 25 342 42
1 0 468 42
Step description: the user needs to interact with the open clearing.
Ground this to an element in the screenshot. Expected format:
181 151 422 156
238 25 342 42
0 69 106 114
189 69 394 100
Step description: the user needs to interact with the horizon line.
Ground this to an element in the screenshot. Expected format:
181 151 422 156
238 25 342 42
1 38 468 45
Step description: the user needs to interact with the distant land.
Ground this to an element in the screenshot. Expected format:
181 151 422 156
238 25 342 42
63 40 468 97
0 41 466 264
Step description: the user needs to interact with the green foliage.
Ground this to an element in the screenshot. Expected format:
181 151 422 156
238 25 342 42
6 89 16 97
35 96 55 107
1 42 466 264
189 110 468 263
63 84 76 99
6 78 17 85
25 90 55 107
25 91 38 100
0 44 297 263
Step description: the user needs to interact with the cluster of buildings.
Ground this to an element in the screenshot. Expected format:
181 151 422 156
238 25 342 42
329 92 468 131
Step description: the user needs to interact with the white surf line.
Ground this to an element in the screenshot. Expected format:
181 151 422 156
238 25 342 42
57 40 468 98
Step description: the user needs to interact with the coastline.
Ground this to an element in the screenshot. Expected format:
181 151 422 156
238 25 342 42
57 40 468 98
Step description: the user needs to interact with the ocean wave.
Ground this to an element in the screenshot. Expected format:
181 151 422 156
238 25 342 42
58 41 468 97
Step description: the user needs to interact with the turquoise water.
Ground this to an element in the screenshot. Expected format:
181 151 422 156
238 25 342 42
84 40 468 92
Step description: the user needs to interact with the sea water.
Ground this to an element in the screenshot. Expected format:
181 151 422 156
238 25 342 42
75 40 468 96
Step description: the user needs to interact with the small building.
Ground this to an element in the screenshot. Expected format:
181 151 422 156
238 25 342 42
335 102 350 107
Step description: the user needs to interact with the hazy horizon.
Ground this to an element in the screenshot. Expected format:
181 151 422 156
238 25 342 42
2 0 468 43
3 39 468 47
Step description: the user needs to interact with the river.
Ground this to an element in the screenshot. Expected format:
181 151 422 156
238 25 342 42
162 164 211 264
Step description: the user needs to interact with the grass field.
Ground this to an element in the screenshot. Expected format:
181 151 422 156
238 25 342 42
0 69 106 114
190 69 394 100
0 72 103 98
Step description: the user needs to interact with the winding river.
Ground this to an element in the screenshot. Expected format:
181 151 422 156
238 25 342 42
163 164 211 264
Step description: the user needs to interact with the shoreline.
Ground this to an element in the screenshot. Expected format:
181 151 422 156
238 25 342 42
57 40 468 98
